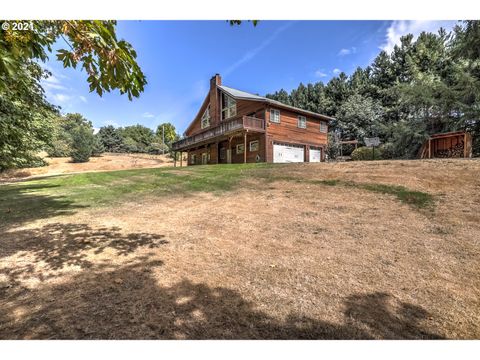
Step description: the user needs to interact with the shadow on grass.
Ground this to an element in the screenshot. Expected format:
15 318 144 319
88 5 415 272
0 258 444 339
0 223 168 284
0 183 88 229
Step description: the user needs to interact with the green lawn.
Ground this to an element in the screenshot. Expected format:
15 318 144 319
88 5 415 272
316 179 434 209
0 164 274 227
0 163 433 228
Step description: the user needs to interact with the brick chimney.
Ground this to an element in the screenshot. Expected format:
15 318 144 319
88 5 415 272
209 74 221 125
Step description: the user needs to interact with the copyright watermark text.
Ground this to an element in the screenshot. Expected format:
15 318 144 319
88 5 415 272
2 21 34 31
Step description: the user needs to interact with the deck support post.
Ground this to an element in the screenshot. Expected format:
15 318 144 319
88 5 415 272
228 136 233 164
464 132 468 158
174 152 176 167
180 152 183 167
244 132 247 163
428 138 431 159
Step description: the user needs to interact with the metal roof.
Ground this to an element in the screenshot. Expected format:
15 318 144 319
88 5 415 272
218 85 334 121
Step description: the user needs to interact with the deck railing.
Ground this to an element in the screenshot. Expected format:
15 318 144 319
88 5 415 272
172 116 265 151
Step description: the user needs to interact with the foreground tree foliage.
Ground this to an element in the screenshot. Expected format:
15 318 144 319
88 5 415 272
0 61 57 169
0 20 146 170
267 21 480 158
0 20 146 99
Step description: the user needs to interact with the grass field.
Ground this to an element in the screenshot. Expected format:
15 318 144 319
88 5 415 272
1 159 479 339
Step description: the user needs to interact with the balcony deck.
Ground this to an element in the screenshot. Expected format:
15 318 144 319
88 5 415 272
172 116 265 151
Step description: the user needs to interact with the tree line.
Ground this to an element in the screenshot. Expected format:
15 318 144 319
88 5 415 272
47 113 179 163
266 21 480 159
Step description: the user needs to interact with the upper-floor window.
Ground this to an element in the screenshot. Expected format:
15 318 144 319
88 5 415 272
201 105 211 129
222 93 236 120
297 115 307 129
270 109 280 123
320 121 328 133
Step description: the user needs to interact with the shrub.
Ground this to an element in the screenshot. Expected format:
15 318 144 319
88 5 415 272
351 146 383 161
379 142 396 159
70 126 94 163
16 155 48 168
326 133 340 160
91 134 105 157
47 138 72 157
121 137 139 153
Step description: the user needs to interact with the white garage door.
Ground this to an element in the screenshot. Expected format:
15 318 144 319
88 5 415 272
309 147 321 162
273 143 304 163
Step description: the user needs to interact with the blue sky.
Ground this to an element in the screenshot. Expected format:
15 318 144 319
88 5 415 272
41 20 457 134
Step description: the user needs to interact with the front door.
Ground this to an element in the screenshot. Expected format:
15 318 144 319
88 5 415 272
226 149 232 164
201 153 207 165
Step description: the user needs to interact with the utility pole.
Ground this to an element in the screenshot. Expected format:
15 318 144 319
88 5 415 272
162 124 165 155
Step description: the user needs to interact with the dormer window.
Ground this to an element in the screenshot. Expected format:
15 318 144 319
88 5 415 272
201 105 211 129
221 93 236 120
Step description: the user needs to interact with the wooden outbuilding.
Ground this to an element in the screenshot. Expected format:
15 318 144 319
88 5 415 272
419 131 473 159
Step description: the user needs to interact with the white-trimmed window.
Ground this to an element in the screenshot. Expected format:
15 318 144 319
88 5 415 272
270 109 280 123
221 93 237 120
320 121 328 133
201 105 211 129
297 115 307 129
190 154 196 165
249 140 259 152
236 143 245 154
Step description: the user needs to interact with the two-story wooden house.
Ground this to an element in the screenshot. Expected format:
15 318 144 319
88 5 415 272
171 74 333 165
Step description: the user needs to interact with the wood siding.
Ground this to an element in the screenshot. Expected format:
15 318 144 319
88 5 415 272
235 99 265 120
230 133 266 163
266 106 328 144
265 106 328 162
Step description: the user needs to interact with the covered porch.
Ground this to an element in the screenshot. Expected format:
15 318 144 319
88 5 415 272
172 116 266 166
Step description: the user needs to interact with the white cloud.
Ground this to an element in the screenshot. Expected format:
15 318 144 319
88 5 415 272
79 96 87 103
93 127 100 135
42 74 67 91
314 69 328 78
382 20 457 53
338 47 356 56
52 93 72 103
223 21 295 76
142 112 155 118
333 68 341 75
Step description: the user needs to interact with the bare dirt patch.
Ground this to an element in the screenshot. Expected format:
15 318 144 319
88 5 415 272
0 153 174 182
1 159 479 339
